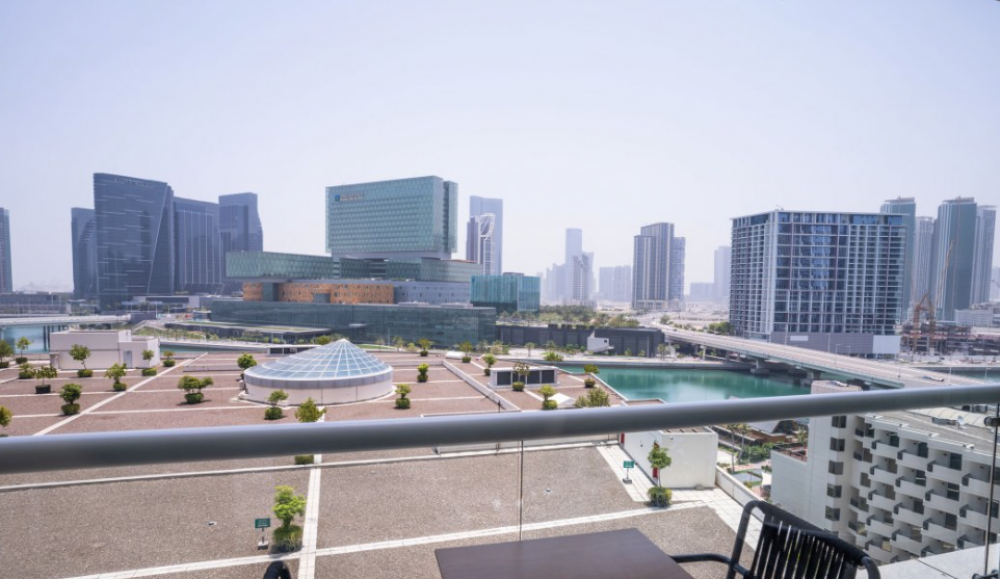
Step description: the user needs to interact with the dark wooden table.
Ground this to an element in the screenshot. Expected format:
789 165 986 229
435 528 696 579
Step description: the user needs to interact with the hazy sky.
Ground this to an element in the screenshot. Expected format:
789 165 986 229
1 1 998 292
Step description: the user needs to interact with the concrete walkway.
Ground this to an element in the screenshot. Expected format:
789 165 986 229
297 417 324 579
596 444 655 502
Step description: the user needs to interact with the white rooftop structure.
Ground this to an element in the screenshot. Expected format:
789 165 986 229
244 339 394 405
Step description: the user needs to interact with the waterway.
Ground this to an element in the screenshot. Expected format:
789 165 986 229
570 366 808 403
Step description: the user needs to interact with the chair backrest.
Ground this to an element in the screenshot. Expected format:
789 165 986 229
728 500 880 579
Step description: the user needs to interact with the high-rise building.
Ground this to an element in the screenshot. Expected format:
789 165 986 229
992 266 1000 302
94 173 175 308
465 213 498 276
70 208 98 300
912 216 936 307
174 197 222 293
930 198 978 321
570 253 592 305
598 267 615 301
669 238 685 308
713 245 731 303
880 197 916 316
971 205 996 306
631 223 674 311
613 265 632 303
0 208 11 293
467 196 503 274
564 228 583 265
688 282 714 301
219 193 263 254
730 210 904 356
326 176 457 259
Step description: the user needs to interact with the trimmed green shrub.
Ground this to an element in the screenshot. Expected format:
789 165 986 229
61 403 81 416
264 406 284 420
272 485 307 551
19 371 32 380
648 486 672 507
113 382 128 392
141 368 157 377
178 375 212 403
273 525 303 552
416 363 429 383
543 351 564 363
395 397 411 409
15 357 28 365
584 378 596 388
185 392 204 404
0 405 13 433
77 369 94 378
163 359 177 367
0 361 9 369
461 356 471 363
419 350 429 357
512 381 525 392
295 398 324 423
294 455 314 465
395 384 411 410
542 400 558 410
60 384 83 415
484 367 491 376
265 389 288 420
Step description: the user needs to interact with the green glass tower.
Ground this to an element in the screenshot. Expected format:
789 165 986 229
326 176 457 259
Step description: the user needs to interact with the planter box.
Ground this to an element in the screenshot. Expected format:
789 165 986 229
35 384 51 394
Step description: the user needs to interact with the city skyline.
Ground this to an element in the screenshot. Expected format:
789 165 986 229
1 2 999 292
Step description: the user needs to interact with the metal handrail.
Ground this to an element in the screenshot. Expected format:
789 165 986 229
1 384 999 475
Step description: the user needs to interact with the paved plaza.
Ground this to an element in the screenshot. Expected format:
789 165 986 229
0 351 749 579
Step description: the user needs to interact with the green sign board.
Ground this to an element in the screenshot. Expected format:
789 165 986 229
254 518 271 529
623 460 635 469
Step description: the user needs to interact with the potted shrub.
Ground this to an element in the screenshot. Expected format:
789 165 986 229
264 389 288 420
141 350 157 376
59 383 84 415
583 364 599 388
15 337 31 364
105 363 128 392
238 353 257 381
647 443 673 507
417 338 432 357
293 397 325 465
539 385 557 410
34 365 57 394
178 375 212 404
272 486 307 552
0 339 12 369
0 405 11 436
18 361 33 380
482 353 496 377
416 363 429 383
162 350 176 367
70 344 93 378
512 361 530 392
395 384 412 409
459 341 473 363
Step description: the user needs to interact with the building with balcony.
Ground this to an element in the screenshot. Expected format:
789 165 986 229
729 210 905 356
771 381 1000 564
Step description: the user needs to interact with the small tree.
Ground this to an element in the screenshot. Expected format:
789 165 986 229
482 353 496 376
539 385 557 410
647 443 673 507
294 397 324 464
582 364 599 387
395 383 412 409
417 338 432 357
265 389 289 420
15 337 31 361
574 388 611 408
162 350 176 367
512 361 530 392
0 405 12 436
70 344 92 377
459 341 473 362
272 485 307 551
393 336 405 351
35 365 58 388
142 349 155 365
525 342 536 357
0 339 13 368
543 351 563 363
59 383 84 415
178 375 212 404
237 353 257 380
727 423 749 468
105 363 128 391
416 363 430 383
18 361 33 379
313 335 332 345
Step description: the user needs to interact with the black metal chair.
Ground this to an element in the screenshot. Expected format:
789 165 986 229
672 500 880 579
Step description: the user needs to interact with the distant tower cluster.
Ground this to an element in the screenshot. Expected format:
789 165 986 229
73 173 264 307
541 228 593 306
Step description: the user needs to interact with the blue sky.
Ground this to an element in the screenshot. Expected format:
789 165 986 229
1 1 997 291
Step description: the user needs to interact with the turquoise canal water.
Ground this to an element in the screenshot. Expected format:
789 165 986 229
568 366 808 403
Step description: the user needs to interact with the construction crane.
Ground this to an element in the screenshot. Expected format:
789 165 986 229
910 240 954 354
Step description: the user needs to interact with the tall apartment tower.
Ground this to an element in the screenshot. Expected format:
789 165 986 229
729 210 904 356
326 176 457 259
669 237 686 308
466 213 498 276
971 205 996 306
599 265 633 302
880 197 917 315
930 198 978 321
714 245 731 303
631 223 673 311
570 253 592 305
911 216 936 307
174 197 222 293
0 208 11 293
93 173 175 308
565 228 583 265
219 193 263 293
467 196 503 275
71 208 98 300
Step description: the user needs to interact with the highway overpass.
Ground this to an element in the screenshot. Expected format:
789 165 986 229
661 326 983 389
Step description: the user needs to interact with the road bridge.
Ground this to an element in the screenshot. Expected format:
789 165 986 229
661 327 982 389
